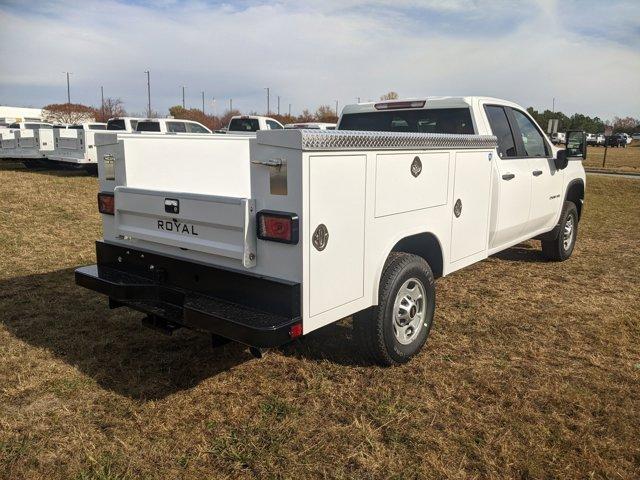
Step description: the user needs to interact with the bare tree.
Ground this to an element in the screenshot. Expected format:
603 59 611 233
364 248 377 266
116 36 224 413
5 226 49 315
95 98 126 122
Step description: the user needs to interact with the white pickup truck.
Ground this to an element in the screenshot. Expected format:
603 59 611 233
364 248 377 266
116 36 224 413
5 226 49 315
0 121 55 165
136 118 212 134
45 118 142 173
76 96 586 366
227 115 284 134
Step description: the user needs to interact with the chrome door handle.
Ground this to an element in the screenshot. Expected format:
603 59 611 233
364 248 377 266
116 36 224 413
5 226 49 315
532 170 543 176
502 173 515 180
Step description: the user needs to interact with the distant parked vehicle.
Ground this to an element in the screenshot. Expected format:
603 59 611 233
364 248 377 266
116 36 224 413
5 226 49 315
227 115 283 134
595 134 605 146
284 122 336 130
586 133 597 146
551 132 566 144
606 134 627 148
631 133 640 141
106 117 143 132
136 118 212 134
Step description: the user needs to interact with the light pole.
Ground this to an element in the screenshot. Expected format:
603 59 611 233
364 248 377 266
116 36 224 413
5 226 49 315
288 103 291 116
265 87 270 115
100 86 104 119
202 91 205 114
182 86 185 108
277 95 280 116
144 70 151 117
63 72 72 104
552 97 555 114
229 98 233 111
335 100 338 116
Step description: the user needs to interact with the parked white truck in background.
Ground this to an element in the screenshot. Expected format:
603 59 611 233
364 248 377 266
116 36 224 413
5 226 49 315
46 123 107 170
76 96 586 366
285 122 336 130
227 115 284 134
0 121 55 166
136 118 212 134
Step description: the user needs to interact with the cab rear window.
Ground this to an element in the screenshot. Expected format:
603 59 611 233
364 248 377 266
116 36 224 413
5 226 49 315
339 108 474 134
137 121 161 132
229 118 260 132
107 119 126 130
89 124 107 130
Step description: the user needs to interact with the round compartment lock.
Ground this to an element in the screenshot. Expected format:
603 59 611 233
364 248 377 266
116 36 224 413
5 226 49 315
454 199 462 218
312 224 329 251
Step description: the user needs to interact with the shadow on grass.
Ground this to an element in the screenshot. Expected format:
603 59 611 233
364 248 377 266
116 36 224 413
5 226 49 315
0 268 253 400
1 267 369 402
493 242 546 263
0 160 93 177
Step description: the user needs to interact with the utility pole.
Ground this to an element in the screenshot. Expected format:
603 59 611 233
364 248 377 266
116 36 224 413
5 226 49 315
552 97 555 114
202 91 205 114
100 86 104 119
288 103 291 116
229 98 233 111
63 72 72 104
335 100 339 116
277 95 280 115
144 70 151 117
265 87 270 115
182 86 185 108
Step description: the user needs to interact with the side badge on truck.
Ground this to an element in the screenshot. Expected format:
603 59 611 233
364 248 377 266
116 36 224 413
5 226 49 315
313 224 329 251
411 156 422 178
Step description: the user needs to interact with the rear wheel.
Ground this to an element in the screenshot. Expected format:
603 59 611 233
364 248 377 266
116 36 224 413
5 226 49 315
542 201 578 261
354 253 435 366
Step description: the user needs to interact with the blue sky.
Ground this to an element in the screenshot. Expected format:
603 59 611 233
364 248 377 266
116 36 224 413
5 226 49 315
0 0 638 119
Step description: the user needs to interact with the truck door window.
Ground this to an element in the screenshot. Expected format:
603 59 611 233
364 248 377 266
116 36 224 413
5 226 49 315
266 120 283 130
339 108 474 134
510 109 549 157
89 124 107 130
186 123 210 133
167 122 187 133
484 106 517 158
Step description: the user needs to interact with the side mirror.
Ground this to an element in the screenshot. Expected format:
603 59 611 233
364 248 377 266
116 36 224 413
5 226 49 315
565 130 587 160
554 149 569 170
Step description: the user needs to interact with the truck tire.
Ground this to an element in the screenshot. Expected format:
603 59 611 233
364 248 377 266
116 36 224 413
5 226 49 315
354 253 435 366
542 201 578 261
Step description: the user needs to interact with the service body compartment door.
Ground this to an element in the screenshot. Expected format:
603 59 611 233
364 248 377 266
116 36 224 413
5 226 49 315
450 151 492 262
309 154 366 317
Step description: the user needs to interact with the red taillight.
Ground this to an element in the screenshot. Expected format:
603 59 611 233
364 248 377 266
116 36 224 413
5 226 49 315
374 100 426 110
289 322 303 339
257 210 299 244
98 192 114 215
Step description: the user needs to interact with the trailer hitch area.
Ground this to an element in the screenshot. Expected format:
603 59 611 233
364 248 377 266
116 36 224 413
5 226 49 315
141 315 181 336
249 346 267 359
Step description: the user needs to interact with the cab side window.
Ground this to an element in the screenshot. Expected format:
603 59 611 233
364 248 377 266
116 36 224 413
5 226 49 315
484 105 517 158
511 109 548 157
187 123 209 133
266 120 283 130
167 122 187 133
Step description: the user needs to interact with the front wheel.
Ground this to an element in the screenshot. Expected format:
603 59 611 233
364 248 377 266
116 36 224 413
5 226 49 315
354 253 435 366
542 201 578 261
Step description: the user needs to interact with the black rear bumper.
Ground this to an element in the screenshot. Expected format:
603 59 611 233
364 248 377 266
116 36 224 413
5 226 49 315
75 241 301 348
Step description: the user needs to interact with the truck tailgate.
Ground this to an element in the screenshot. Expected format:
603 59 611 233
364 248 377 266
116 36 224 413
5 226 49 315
115 187 256 268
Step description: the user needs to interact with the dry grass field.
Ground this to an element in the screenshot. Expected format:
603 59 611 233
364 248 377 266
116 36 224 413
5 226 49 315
0 161 639 479
582 141 640 174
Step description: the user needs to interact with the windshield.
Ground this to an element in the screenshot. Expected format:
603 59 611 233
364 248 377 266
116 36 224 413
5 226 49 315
107 119 126 130
339 108 474 134
229 118 260 132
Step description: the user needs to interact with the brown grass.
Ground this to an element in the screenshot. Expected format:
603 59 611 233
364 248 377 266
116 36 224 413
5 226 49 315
0 161 639 479
582 140 640 174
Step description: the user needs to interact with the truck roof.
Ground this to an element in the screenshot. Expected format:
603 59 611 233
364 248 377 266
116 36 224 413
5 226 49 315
341 96 523 115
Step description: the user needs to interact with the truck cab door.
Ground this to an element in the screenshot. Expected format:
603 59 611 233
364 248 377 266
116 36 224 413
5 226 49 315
484 105 532 248
509 109 564 233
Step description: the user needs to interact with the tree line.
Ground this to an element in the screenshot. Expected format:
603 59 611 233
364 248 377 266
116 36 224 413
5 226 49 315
42 93 639 134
